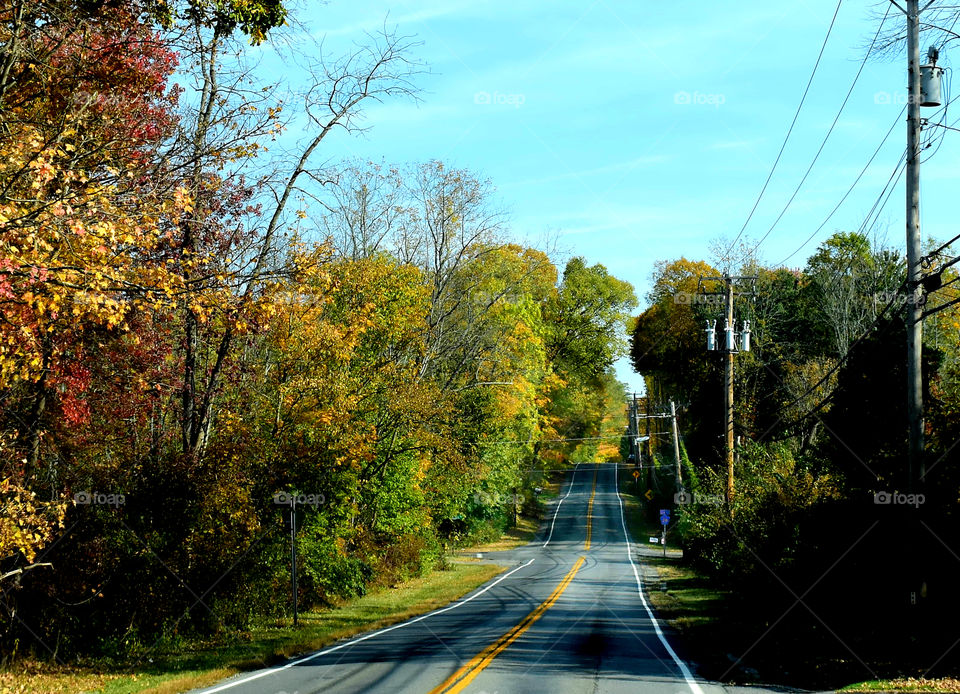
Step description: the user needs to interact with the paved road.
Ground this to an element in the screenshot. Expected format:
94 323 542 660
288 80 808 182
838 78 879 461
194 463 792 694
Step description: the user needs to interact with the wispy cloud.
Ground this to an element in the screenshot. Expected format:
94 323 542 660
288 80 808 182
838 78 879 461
318 1 475 39
708 139 763 151
508 156 672 188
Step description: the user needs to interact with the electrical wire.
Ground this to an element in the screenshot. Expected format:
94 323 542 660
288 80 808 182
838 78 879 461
475 434 628 446
924 231 960 260
776 42 960 266
758 278 909 440
758 105 953 423
726 0 844 258
856 151 907 237
751 3 891 259
753 12 960 440
757 163 909 408
758 130 930 426
754 147 909 414
776 108 905 266
754 144 921 415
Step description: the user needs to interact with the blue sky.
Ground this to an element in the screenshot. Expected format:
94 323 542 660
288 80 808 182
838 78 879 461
264 0 959 394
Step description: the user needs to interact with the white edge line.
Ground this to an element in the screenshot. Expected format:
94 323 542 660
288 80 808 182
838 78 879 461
615 466 705 694
542 463 579 547
196 557 537 693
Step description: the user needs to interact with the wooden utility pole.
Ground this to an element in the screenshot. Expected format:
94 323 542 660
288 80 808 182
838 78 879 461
723 278 735 504
699 274 755 509
905 0 925 489
670 400 682 488
645 395 652 489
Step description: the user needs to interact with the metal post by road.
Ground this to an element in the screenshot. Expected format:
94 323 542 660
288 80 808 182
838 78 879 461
290 506 299 627
905 0 925 489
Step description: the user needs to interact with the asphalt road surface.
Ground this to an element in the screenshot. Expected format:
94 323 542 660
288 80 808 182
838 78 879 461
194 463 791 694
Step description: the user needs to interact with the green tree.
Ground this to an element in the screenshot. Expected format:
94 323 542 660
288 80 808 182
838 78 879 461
546 257 637 379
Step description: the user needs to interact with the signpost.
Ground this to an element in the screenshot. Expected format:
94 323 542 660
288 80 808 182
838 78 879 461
287 507 299 626
659 509 670 557
274 492 308 627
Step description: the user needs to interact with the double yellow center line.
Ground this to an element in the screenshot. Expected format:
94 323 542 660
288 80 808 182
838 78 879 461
584 465 599 550
428 556 585 694
431 468 600 693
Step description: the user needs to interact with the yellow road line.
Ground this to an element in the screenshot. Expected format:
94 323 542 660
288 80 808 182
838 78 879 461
584 465 599 550
428 556 585 694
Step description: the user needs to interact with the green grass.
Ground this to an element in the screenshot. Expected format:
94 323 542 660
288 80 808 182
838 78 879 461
461 514 540 552
839 678 960 692
642 557 726 629
617 469 659 538
5 562 503 694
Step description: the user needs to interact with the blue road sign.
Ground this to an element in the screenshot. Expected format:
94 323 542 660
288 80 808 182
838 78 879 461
660 509 670 525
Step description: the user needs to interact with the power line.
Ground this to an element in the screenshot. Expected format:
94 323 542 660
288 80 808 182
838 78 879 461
924 231 960 260
861 153 907 233
752 3 891 258
776 68 960 266
776 108 905 266
726 0 844 257
774 23 960 268
922 292 960 320
756 158 911 408
757 280 908 441
754 143 915 423
475 434 628 446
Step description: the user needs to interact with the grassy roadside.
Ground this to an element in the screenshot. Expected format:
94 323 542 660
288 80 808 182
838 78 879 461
460 514 540 552
616 465 959 693
839 679 960 692
617 466 667 547
3 561 502 694
460 469 565 554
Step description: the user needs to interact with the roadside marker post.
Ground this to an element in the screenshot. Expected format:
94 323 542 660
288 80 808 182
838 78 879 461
273 492 312 627
659 509 670 557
